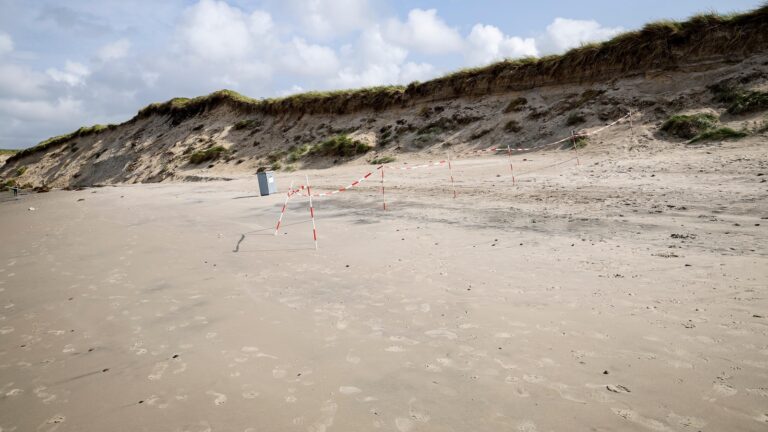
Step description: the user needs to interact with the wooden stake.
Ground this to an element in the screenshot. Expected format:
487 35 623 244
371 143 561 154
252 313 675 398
571 130 581 166
447 152 457 199
380 166 386 210
305 175 318 250
506 144 516 186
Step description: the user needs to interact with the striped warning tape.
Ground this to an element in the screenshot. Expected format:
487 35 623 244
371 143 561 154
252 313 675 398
286 160 447 199
387 160 447 170
471 112 633 154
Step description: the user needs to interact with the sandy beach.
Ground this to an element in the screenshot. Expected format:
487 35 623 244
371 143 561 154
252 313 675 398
1 136 767 431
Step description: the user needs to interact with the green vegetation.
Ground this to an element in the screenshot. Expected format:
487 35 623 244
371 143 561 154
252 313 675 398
308 135 372 157
233 119 261 130
661 112 751 143
566 112 586 126
1 178 16 191
661 114 719 139
0 149 18 155
10 5 768 164
369 156 396 165
504 97 528 113
270 161 282 171
710 82 768 114
570 136 589 149
189 145 227 164
15 166 27 177
7 124 116 163
688 127 748 143
286 144 311 162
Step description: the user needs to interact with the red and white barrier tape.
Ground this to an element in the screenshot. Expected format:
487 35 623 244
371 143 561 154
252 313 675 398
472 112 633 154
387 160 447 170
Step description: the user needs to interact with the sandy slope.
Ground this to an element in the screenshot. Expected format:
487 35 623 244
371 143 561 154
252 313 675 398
0 136 766 431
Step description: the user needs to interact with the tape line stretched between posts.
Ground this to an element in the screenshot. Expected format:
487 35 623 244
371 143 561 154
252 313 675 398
472 112 632 154
287 160 448 199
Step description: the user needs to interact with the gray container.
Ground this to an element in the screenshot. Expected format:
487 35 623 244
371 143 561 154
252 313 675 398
257 171 278 196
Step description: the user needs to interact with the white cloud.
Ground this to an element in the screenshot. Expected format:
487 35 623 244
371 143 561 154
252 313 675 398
283 38 340 76
295 0 372 39
98 38 131 61
539 18 623 53
279 85 305 96
385 9 464 54
176 0 274 61
46 61 91 86
0 32 13 56
399 62 435 84
466 24 538 66
0 97 83 123
330 27 437 88
0 64 49 98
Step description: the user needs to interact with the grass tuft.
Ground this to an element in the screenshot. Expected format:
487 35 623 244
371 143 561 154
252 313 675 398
189 146 227 164
308 135 372 157
661 114 719 139
369 156 396 165
689 127 748 143
710 82 768 114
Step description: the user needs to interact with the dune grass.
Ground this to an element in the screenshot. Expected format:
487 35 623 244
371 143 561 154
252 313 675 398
661 114 719 139
0 149 18 155
307 135 371 158
9 4 768 162
7 124 116 163
369 156 396 165
710 82 768 114
689 127 748 143
189 146 228 164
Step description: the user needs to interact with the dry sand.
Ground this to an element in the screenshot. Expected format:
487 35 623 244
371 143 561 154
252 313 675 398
1 137 767 431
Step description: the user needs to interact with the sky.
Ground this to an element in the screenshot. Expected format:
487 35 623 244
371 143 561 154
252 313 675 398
0 0 763 149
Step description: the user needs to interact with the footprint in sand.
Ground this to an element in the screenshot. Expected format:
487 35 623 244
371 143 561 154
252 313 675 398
339 386 361 395
395 417 414 432
308 400 337 432
667 412 706 429
613 408 675 432
34 386 57 404
148 362 168 380
708 382 738 399
242 391 259 399
5 388 22 397
425 329 458 340
346 352 361 364
517 421 538 432
45 414 66 425
206 391 227 406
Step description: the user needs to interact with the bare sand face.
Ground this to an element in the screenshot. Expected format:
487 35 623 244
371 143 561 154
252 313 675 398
1 139 767 431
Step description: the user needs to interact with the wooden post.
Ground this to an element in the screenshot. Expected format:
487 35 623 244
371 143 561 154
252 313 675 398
447 152 457 199
506 144 516 186
571 130 581 166
380 166 386 210
306 175 318 250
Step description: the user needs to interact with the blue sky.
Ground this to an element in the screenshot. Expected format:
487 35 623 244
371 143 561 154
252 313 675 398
0 0 763 149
